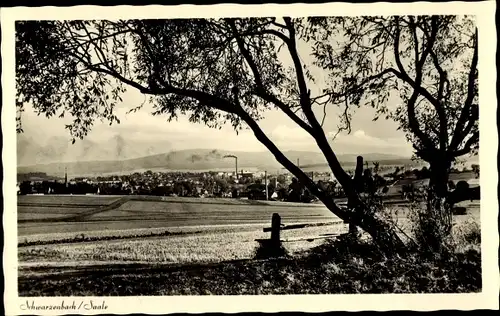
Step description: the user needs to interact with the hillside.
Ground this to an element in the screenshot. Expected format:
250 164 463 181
17 149 416 177
17 134 171 166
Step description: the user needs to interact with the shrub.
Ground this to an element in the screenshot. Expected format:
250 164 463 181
448 219 481 253
253 240 289 260
400 188 453 256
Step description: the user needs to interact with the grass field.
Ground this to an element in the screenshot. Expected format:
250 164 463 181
18 195 339 236
18 195 121 206
18 219 481 295
17 206 95 221
17 192 481 295
19 224 349 266
18 209 478 268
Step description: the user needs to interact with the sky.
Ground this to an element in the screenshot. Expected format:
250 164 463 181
18 21 414 158
20 86 413 157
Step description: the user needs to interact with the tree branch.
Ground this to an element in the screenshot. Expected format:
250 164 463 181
408 16 420 66
226 19 314 135
406 85 436 153
270 18 288 29
279 17 361 200
393 18 411 80
238 110 349 221
392 17 448 154
418 17 448 151
452 131 479 157
327 68 396 101
449 28 478 152
283 17 312 111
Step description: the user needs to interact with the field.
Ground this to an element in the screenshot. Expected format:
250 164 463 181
18 194 349 265
18 195 336 236
17 192 480 296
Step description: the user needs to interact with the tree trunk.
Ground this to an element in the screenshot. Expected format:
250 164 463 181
351 207 408 255
428 159 451 199
240 111 407 257
320 194 406 255
347 156 365 239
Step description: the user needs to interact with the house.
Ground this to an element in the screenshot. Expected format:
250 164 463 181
239 170 254 178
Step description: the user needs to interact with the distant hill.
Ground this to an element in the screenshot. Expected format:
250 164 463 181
17 172 63 182
17 148 417 177
17 133 171 166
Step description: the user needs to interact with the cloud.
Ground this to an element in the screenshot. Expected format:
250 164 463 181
353 130 367 138
106 114 265 152
19 96 412 158
268 125 316 150
270 125 310 141
329 129 412 155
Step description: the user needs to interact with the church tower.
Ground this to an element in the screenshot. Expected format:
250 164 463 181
64 167 68 188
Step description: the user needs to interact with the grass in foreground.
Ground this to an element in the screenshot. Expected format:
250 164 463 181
18 237 481 296
19 221 481 296
18 212 481 296
18 225 344 265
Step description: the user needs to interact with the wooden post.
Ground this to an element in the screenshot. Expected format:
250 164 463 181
265 171 268 200
348 156 364 237
235 157 238 180
271 213 281 246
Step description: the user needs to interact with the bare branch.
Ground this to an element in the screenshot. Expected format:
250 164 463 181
226 19 264 87
283 17 312 112
226 19 314 135
238 110 348 221
430 50 450 101
393 18 410 79
279 17 357 194
449 28 478 152
408 16 420 66
452 131 479 157
320 100 328 127
270 18 288 29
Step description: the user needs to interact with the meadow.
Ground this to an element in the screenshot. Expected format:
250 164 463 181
18 195 336 236
17 192 481 295
18 216 481 296
18 194 121 206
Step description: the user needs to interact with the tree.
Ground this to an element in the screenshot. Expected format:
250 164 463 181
16 18 408 255
309 16 478 200
471 164 480 178
308 16 478 252
276 174 288 186
19 181 32 195
215 178 229 195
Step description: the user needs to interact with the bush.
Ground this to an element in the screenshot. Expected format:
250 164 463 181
253 240 289 259
397 188 453 256
448 219 481 253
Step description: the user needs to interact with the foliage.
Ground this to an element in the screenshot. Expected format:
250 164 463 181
409 193 453 255
308 16 478 162
16 19 289 139
253 240 289 260
301 16 480 252
471 164 480 178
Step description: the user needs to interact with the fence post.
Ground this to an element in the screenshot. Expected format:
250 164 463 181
271 213 281 246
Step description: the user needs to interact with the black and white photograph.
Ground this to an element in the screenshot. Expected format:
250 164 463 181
2 1 498 314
